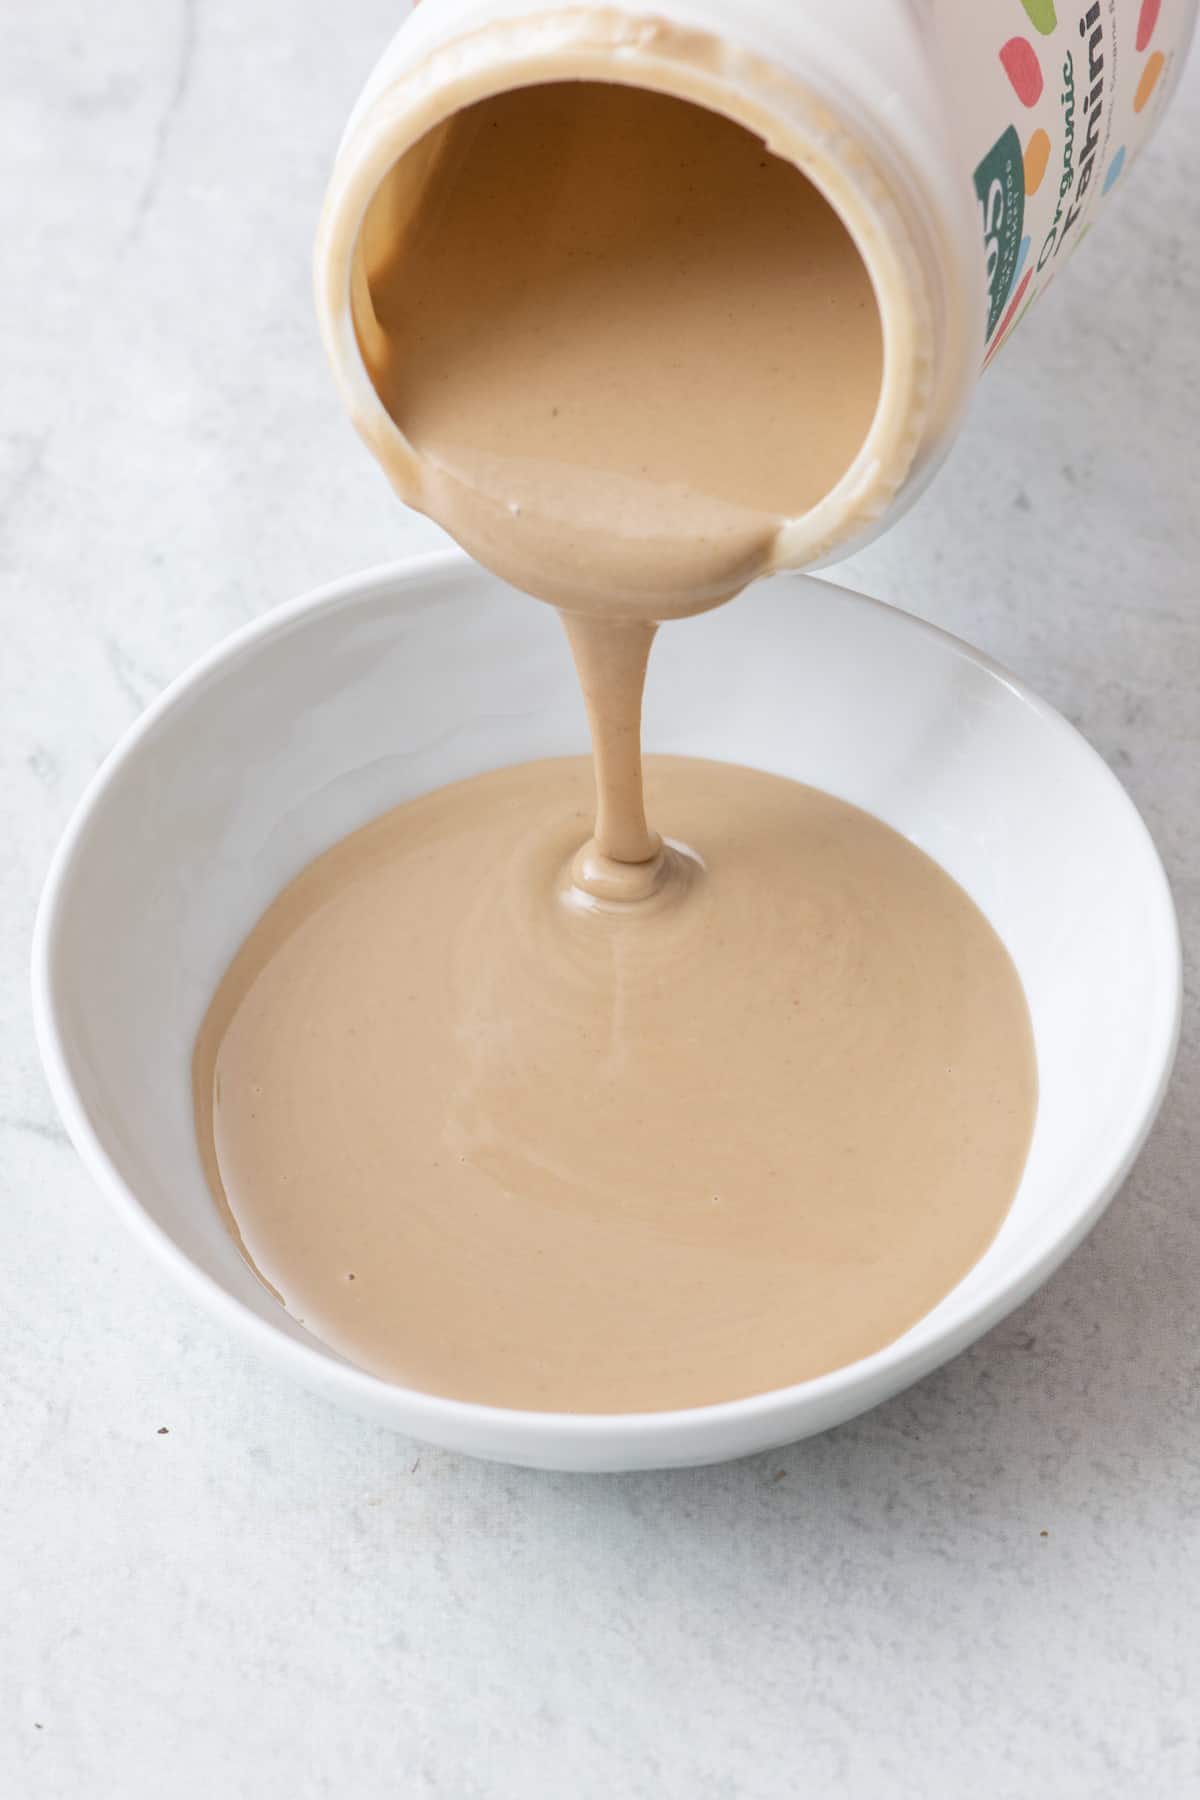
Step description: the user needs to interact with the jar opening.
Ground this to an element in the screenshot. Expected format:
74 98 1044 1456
351 79 885 537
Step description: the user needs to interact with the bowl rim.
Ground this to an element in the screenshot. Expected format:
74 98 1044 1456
31 549 1183 1454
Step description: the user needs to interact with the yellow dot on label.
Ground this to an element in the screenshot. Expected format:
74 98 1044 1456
1023 129 1052 195
1134 50 1165 113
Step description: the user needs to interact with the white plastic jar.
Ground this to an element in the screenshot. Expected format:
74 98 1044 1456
316 0 1194 571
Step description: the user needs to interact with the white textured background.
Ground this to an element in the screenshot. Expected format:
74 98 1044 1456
3 5 1198 1795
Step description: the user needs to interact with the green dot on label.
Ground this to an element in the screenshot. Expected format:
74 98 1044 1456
1020 0 1057 34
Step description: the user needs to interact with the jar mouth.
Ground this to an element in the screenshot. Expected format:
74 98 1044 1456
316 10 938 576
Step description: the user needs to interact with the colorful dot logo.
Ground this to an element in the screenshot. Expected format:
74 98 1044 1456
1019 0 1058 32
1135 50 1166 111
999 37 1044 106
1023 128 1051 195
978 0 1179 366
1136 0 1162 51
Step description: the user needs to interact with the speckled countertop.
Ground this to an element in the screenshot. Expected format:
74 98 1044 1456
3 5 1198 1795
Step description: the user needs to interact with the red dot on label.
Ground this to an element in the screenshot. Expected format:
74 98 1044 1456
999 38 1044 107
1136 0 1161 51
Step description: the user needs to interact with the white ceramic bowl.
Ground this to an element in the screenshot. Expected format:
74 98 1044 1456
33 552 1180 1471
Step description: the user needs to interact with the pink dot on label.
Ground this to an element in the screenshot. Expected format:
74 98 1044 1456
1137 0 1161 51
999 38 1045 107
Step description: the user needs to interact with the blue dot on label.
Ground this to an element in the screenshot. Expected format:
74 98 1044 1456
1013 234 1031 283
1102 146 1126 194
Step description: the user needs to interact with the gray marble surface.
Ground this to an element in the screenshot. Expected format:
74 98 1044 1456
3 4 1198 1795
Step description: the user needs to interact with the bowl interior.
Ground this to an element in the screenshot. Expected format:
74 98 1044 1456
37 556 1179 1430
